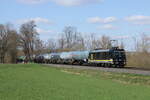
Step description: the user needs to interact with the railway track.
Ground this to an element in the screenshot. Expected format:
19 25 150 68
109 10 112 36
44 64 150 76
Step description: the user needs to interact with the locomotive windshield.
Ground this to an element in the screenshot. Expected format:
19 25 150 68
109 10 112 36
114 51 126 58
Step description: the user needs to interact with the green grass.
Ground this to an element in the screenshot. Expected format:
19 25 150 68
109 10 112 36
0 64 150 100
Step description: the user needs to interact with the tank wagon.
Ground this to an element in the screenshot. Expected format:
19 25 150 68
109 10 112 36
34 55 45 63
71 51 89 64
34 47 126 68
60 52 73 64
49 53 61 64
60 51 89 64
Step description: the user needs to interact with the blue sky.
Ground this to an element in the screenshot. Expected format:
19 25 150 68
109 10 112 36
0 0 150 50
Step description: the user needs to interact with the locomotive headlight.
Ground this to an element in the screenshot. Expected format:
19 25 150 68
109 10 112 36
84 59 87 62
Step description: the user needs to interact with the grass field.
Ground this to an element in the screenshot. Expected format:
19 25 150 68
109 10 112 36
0 64 150 100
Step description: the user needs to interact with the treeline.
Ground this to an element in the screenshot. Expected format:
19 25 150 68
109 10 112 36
0 21 113 63
0 20 150 68
0 21 40 63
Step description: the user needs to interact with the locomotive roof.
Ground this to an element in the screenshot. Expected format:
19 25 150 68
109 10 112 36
50 53 61 55
90 49 111 53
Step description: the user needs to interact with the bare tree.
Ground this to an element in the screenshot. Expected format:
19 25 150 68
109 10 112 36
99 35 111 49
71 32 85 50
119 41 125 49
132 36 139 51
139 33 150 53
0 24 10 63
46 39 57 52
19 21 39 61
58 26 85 51
84 33 99 50
7 29 19 63
100 35 110 49
132 34 150 52
34 39 45 55
63 26 76 49
85 34 111 50
58 34 65 49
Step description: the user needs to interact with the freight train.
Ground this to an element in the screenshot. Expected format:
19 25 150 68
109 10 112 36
34 47 126 68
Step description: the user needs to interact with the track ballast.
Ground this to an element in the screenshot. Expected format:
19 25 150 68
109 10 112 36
44 64 150 76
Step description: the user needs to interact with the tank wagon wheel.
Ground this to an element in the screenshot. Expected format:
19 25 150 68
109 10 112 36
71 60 75 65
78 61 82 65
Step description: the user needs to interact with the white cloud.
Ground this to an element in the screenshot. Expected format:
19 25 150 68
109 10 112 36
36 28 53 34
17 17 53 25
51 0 101 6
87 17 117 24
97 24 117 30
18 0 102 6
125 15 150 25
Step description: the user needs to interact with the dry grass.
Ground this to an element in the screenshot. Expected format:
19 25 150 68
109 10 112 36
127 52 150 69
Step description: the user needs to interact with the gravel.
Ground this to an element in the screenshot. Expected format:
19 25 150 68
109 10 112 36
44 64 150 76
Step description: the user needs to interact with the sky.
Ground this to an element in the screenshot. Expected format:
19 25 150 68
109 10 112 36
0 0 150 50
